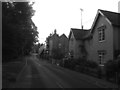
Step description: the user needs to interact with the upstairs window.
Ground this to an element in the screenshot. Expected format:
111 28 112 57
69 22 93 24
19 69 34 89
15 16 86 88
98 25 106 42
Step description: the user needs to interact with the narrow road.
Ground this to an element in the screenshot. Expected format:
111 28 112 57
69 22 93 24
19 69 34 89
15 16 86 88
9 54 106 88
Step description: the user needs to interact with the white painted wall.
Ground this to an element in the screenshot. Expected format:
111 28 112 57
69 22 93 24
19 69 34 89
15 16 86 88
88 15 114 64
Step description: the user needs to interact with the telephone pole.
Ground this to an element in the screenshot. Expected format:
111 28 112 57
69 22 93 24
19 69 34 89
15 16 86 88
80 8 83 29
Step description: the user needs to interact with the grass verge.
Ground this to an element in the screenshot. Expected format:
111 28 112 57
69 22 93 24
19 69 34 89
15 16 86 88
2 57 26 88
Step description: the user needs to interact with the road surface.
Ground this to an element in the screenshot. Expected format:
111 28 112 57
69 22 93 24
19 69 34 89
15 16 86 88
9 54 113 88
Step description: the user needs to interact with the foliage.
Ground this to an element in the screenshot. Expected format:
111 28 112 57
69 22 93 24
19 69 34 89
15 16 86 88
52 48 63 59
63 58 98 71
32 43 42 53
85 60 98 68
104 59 120 79
2 2 38 62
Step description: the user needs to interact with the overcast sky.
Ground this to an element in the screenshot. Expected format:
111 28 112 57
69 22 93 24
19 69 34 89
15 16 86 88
32 0 120 44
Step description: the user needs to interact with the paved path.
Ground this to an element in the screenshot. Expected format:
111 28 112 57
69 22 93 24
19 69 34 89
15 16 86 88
9 54 118 88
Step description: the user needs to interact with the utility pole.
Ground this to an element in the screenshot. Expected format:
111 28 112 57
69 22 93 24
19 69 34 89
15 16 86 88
118 1 120 13
80 8 83 29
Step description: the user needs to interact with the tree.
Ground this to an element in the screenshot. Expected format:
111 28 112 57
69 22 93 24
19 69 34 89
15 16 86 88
2 2 38 62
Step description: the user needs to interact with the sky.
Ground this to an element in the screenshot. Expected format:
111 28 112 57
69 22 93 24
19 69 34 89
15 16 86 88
32 0 120 44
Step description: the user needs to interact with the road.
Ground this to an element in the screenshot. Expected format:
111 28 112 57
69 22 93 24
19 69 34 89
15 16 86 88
9 54 110 88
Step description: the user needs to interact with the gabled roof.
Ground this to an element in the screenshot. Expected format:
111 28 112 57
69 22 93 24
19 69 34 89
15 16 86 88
100 10 120 26
47 33 59 41
69 28 90 40
60 34 68 39
50 32 59 39
91 9 120 33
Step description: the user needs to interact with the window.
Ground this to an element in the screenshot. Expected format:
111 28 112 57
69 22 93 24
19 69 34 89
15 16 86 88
98 25 106 42
98 29 105 41
98 50 106 65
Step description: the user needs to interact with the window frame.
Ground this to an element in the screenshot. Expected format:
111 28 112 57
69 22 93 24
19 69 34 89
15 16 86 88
98 50 106 66
97 25 106 42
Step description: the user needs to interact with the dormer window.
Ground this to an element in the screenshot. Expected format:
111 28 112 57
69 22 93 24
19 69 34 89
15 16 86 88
98 25 106 42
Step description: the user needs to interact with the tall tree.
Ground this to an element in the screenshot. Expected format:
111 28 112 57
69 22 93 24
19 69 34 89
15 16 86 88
2 2 38 62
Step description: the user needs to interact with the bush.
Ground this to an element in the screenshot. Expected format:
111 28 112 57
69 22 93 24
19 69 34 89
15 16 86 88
61 58 98 76
64 59 75 69
104 59 120 81
76 59 98 73
67 58 98 73
86 60 98 68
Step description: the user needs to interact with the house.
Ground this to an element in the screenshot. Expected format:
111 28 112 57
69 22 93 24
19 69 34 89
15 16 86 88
46 29 59 57
59 34 69 58
88 9 120 66
68 28 90 59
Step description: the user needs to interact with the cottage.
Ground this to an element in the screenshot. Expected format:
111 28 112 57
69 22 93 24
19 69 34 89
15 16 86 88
68 28 90 59
47 29 59 57
88 9 120 66
59 34 69 58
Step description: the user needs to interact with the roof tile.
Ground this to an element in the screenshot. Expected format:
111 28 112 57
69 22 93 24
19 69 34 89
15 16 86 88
100 9 120 26
71 28 90 40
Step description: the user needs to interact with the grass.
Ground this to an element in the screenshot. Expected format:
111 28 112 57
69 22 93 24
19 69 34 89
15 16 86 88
2 57 26 88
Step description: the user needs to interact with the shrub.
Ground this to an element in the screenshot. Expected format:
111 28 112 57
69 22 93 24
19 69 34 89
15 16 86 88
104 59 120 81
62 57 98 76
86 60 98 68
